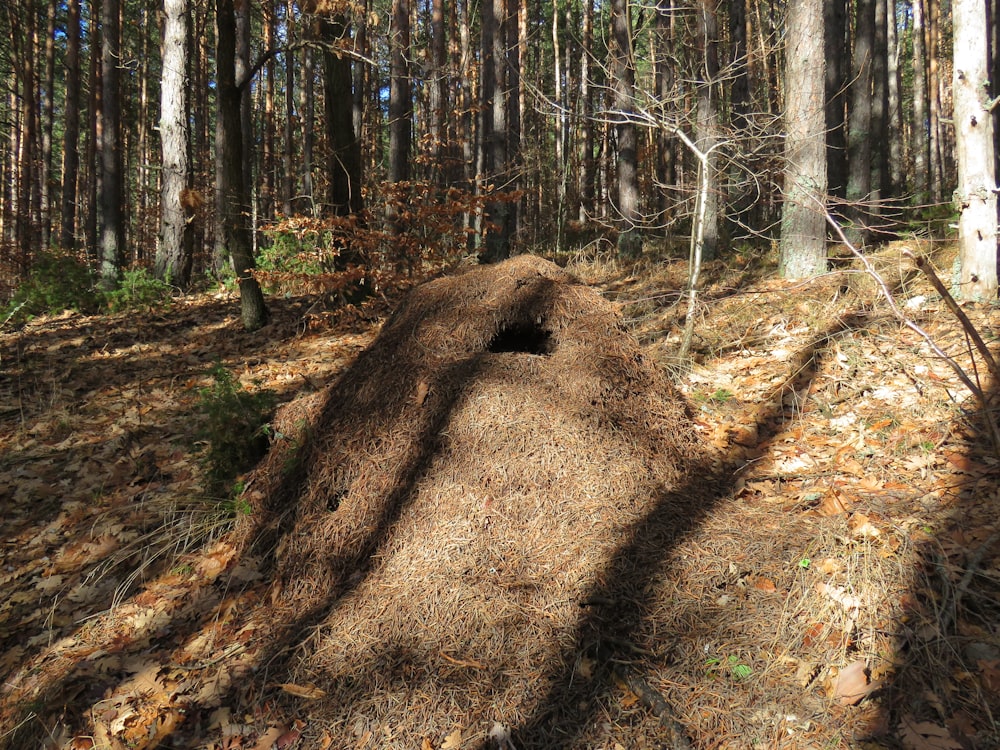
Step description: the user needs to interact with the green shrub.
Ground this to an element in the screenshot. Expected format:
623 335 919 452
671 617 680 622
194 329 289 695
2 250 100 326
106 267 175 312
194 363 277 497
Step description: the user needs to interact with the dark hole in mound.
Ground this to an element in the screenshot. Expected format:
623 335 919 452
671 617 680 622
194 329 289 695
487 321 554 355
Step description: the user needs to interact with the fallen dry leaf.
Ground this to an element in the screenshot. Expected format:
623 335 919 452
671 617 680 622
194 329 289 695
831 659 880 705
849 512 882 539
816 582 862 611
441 728 463 749
898 716 963 750
252 726 287 750
751 576 777 593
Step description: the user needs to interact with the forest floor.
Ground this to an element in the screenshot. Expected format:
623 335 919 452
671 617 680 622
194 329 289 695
2 242 1000 750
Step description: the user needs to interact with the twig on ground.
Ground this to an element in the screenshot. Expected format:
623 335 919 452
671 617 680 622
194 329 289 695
818 203 1000 456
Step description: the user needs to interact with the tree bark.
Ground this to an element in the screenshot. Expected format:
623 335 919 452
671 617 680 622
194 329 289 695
429 0 446 176
695 0 720 261
217 0 269 329
100 0 125 288
156 0 193 286
780 0 827 279
824 0 848 199
911 0 929 199
611 0 641 258
60 0 82 251
322 16 363 217
300 46 315 216
41 0 56 250
953 0 999 299
388 0 412 185
845 0 875 244
282 0 295 217
886 0 904 195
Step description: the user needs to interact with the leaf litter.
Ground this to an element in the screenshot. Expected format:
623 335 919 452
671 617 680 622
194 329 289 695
0 244 999 749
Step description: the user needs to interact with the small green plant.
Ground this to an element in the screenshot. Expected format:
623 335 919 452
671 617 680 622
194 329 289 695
2 250 100 326
194 363 277 497
706 654 753 682
106 267 174 312
694 388 735 405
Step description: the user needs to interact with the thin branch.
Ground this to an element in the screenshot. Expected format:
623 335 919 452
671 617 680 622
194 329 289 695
818 200 1000 454
903 251 1000 380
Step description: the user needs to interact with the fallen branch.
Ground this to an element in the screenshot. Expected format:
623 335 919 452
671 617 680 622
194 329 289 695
903 251 1000 380
817 201 1000 456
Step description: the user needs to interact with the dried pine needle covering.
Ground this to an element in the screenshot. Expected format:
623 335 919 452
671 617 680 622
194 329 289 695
238 255 720 748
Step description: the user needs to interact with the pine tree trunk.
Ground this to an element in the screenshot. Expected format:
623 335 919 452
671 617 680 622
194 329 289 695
300 46 315 216
886 0 904 195
845 0 874 244
429 0 446 176
41 0 56 250
695 0 720 261
579 0 594 222
282 0 295 217
262 0 276 221
911 0 929 199
927 0 944 201
84 0 101 262
780 0 827 279
388 0 412 185
100 0 125 288
824 0 848 199
60 0 81 250
872 0 891 204
321 17 363 217
953 0 998 299
611 0 640 258
217 0 268 329
156 0 193 285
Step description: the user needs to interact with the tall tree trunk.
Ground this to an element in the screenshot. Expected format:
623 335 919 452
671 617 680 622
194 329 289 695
509 0 522 243
194 0 213 265
927 0 944 201
60 0 82 251
911 0 929 199
100 0 125 288
824 0 848 199
695 0 720 261
282 0 295 217
388 0 412 185
321 16 363 217
887 0 904 194
40 0 56 249
217 0 269 329
476 0 505 261
780 0 827 279
262 0 277 221
845 0 875 244
428 0 446 177
611 0 640 258
579 0 595 222
12 4 37 269
156 0 193 285
954 0 998 299
872 0 891 205
85 0 102 262
320 13 369 299
300 46 315 216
